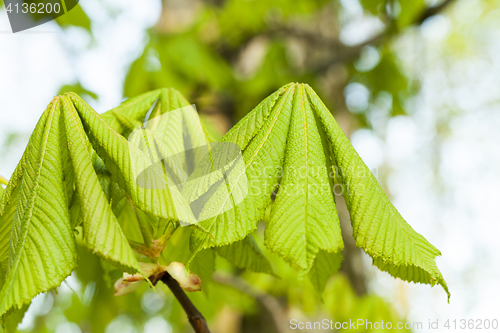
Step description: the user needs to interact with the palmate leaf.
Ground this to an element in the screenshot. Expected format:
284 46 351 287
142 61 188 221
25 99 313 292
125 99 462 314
188 83 448 297
0 94 156 319
187 84 344 292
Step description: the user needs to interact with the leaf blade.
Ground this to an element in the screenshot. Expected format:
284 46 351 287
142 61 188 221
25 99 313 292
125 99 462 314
0 98 77 317
306 85 449 299
66 93 178 220
265 84 343 279
62 97 141 274
189 84 296 252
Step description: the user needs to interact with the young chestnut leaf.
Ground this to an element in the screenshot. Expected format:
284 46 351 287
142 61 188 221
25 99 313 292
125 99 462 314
114 262 202 296
188 83 449 298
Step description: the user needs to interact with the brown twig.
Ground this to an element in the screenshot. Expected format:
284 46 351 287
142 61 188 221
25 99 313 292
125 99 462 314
417 0 456 24
158 271 211 333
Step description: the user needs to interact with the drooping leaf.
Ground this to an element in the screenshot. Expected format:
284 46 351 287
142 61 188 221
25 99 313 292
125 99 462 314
188 84 344 292
66 93 178 220
264 84 344 279
187 83 447 298
308 250 343 296
0 98 77 318
62 96 141 273
0 118 46 269
189 84 295 251
307 85 449 299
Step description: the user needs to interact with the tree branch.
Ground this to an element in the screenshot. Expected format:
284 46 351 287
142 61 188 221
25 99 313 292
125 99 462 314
417 0 456 24
158 271 211 333
308 0 457 72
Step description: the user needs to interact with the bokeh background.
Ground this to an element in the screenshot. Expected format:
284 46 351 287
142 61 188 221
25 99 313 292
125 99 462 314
0 0 499 332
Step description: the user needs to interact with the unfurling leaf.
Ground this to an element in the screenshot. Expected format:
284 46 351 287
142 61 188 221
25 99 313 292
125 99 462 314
114 261 201 296
165 262 202 292
0 94 148 318
308 86 449 300
114 277 142 297
122 262 165 282
188 83 448 298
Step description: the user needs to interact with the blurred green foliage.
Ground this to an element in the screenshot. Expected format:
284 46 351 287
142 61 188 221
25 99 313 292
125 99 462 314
0 0 458 332
122 0 431 127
